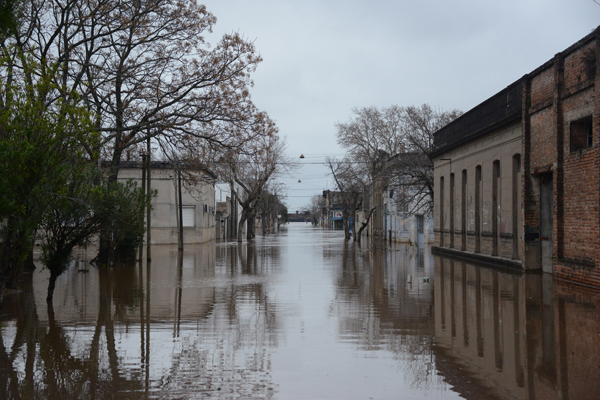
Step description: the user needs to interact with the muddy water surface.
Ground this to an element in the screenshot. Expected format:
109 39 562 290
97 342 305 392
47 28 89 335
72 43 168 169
1 223 599 399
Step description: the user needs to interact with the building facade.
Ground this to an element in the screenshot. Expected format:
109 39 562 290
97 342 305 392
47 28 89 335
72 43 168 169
118 161 216 244
322 190 345 230
215 182 244 240
373 153 435 246
433 27 600 287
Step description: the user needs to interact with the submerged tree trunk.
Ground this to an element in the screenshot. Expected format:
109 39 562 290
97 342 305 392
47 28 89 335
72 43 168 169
0 228 31 306
357 207 376 244
247 213 255 240
0 240 12 306
343 212 351 241
46 272 59 303
96 147 124 265
238 214 247 242
351 211 357 241
24 248 35 271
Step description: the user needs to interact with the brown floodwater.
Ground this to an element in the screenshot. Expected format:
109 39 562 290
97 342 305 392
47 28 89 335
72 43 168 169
1 223 599 399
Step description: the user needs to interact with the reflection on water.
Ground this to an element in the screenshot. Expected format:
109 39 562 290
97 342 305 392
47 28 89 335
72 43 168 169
434 256 600 400
1 224 599 399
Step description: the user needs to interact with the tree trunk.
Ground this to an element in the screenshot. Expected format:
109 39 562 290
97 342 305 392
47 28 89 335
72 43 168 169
357 207 376 244
0 238 13 306
96 143 125 265
46 272 58 303
24 247 36 271
247 214 255 240
262 212 268 234
351 211 357 241
343 221 351 240
238 213 247 242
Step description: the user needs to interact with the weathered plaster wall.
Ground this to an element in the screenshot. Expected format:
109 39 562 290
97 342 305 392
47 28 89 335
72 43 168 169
434 123 522 263
118 166 215 244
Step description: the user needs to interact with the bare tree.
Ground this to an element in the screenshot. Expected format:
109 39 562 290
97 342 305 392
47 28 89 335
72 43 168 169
326 157 367 241
335 105 407 181
217 133 295 241
6 0 269 181
303 194 325 226
389 104 462 215
1 0 279 265
337 104 462 217
255 183 286 234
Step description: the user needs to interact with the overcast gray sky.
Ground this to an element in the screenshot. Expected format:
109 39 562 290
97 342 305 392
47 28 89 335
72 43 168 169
203 0 600 211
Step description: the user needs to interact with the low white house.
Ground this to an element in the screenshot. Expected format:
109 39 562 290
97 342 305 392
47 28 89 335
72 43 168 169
381 180 434 246
373 153 434 246
117 161 216 244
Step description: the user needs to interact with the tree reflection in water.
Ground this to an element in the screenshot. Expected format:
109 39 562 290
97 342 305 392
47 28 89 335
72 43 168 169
0 265 144 399
2 230 600 399
0 241 281 398
332 240 444 394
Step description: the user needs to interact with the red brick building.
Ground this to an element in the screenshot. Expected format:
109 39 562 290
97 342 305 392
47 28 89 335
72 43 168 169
433 27 600 288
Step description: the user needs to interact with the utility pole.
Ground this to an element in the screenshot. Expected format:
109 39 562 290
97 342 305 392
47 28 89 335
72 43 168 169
146 137 151 261
140 154 147 261
178 169 184 251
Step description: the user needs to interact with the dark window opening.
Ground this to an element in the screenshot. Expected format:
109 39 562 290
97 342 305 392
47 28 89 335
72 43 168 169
417 215 424 234
570 116 593 152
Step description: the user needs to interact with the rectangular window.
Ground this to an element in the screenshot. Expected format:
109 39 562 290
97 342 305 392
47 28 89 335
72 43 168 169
570 116 593 152
182 206 195 227
417 215 424 234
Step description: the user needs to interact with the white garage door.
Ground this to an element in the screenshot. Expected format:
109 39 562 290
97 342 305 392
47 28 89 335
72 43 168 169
182 206 195 227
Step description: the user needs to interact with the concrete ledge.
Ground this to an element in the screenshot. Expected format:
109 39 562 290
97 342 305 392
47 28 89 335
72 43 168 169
432 246 524 272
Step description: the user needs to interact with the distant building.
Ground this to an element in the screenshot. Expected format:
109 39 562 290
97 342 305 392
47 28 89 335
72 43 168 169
117 161 216 244
432 27 600 287
323 190 347 231
215 182 244 240
372 152 434 245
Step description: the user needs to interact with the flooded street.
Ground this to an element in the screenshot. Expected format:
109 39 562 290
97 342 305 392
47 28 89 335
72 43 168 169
1 223 600 399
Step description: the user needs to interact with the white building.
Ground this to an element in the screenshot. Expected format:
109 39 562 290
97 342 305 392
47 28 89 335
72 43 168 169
117 161 216 244
381 179 434 246
373 153 434 246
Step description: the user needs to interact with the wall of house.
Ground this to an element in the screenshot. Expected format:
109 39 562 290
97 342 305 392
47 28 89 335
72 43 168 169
118 167 215 244
382 187 434 244
523 33 600 285
434 123 522 264
433 27 600 286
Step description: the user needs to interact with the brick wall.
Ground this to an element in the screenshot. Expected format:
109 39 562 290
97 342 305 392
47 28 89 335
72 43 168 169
433 27 600 287
563 42 596 94
554 40 600 286
529 107 556 169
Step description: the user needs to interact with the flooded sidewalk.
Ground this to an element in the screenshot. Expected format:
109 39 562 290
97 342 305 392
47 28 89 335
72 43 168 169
1 223 599 399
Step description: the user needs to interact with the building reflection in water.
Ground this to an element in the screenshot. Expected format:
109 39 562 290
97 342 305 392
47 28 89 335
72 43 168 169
328 239 600 399
1 233 600 399
0 241 281 399
433 255 600 400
